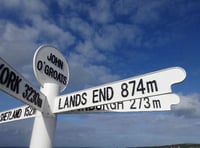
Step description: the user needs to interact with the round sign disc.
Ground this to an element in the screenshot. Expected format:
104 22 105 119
33 45 69 92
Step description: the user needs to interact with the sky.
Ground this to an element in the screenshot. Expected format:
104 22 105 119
0 0 200 147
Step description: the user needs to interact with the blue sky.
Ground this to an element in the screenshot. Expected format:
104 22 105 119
0 0 200 147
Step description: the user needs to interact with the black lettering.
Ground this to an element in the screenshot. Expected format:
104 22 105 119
146 80 158 93
69 95 76 107
75 94 81 106
137 79 146 94
23 84 43 108
0 67 9 84
47 53 64 69
44 65 50 75
96 105 102 110
57 73 62 83
11 74 21 94
0 112 10 121
81 92 87 105
7 71 22 94
43 63 67 85
86 106 95 111
99 88 106 101
0 64 4 70
32 92 38 106
47 53 52 61
58 60 63 69
103 104 110 110
63 76 67 85
0 65 22 94
49 67 54 77
37 60 43 71
130 99 136 109
64 97 69 108
110 103 116 109
37 96 43 108
24 106 36 116
7 71 16 90
5 112 11 121
117 101 124 110
9 109 22 120
0 109 22 122
52 54 56 64
92 87 113 103
107 87 114 100
53 70 57 80
58 98 65 110
92 89 98 103
152 99 161 108
121 82 129 97
144 97 151 108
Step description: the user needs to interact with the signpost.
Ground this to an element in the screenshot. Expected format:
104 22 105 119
0 93 180 121
53 67 186 113
33 45 69 92
0 57 46 112
30 45 69 148
0 44 187 148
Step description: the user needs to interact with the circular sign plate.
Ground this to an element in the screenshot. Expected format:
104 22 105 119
33 45 69 92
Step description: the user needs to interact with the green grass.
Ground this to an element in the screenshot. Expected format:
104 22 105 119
128 143 200 148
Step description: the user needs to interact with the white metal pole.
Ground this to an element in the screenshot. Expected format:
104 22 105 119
29 83 59 148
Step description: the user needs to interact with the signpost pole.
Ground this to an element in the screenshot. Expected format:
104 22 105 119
29 83 59 148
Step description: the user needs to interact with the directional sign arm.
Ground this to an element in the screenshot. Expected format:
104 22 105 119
0 57 46 112
53 67 186 113
74 93 180 113
0 105 36 124
57 93 180 113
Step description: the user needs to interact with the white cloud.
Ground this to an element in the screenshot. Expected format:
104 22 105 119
88 0 113 24
0 119 33 147
0 22 39 66
2 0 47 14
0 1 75 84
3 23 38 42
68 46 119 91
76 41 106 63
0 22 42 86
173 93 200 118
133 0 167 24
94 23 141 51
33 17 75 49
55 111 200 147
65 17 94 40
113 0 137 16
0 0 121 94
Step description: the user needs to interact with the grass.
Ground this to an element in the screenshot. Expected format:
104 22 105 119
128 143 200 148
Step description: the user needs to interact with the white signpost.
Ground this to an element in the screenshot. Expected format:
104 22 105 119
0 93 180 124
0 105 36 124
0 57 46 112
0 45 187 148
76 93 180 112
30 45 70 148
53 67 186 113
33 45 69 92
